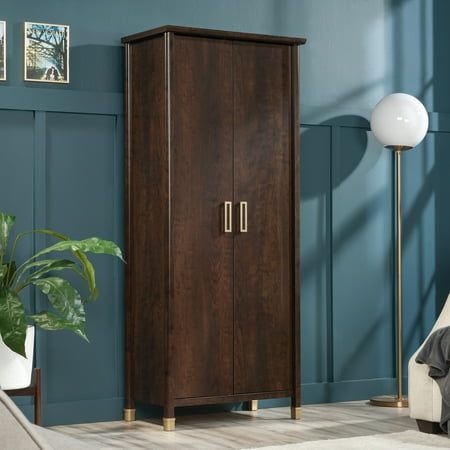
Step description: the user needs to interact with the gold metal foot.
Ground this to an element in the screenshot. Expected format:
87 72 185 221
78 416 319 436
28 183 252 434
369 395 408 408
163 417 176 431
248 400 258 411
124 408 136 422
291 406 302 420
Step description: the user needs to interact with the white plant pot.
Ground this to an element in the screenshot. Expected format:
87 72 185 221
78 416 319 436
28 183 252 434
0 326 35 390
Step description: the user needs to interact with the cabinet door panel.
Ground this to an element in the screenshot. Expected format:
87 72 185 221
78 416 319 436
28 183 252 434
171 35 234 398
233 41 292 393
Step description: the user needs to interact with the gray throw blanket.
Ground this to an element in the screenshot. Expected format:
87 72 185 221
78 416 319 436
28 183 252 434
416 326 450 434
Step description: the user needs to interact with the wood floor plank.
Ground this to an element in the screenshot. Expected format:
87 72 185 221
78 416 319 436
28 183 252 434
52 401 417 449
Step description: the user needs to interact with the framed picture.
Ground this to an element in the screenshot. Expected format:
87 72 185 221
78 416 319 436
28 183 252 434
0 21 5 81
24 22 69 83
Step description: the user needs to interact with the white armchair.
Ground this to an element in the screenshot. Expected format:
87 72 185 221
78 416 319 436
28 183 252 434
408 293 450 434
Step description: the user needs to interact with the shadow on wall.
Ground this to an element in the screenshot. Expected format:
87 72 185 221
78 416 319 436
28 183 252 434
302 115 368 200
433 1 450 314
301 115 396 391
390 0 450 363
19 45 124 92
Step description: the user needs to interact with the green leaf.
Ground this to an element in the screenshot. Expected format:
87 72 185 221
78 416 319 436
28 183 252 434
31 237 124 261
75 251 98 301
30 312 88 341
24 234 123 301
0 212 15 260
0 265 7 282
32 277 85 324
31 277 87 340
4 261 16 289
16 259 81 287
31 229 98 299
0 288 27 357
31 229 69 242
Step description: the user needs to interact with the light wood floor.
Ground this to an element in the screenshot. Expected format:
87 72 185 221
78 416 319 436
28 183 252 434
52 401 417 449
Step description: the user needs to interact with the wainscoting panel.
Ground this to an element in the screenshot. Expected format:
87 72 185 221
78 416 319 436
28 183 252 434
0 110 35 311
332 127 394 382
300 125 331 385
0 105 124 425
402 132 438 365
0 99 445 423
43 112 121 404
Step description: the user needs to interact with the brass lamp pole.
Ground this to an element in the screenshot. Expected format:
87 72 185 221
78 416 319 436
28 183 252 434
369 94 428 408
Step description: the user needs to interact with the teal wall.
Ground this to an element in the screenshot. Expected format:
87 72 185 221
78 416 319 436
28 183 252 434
0 0 449 425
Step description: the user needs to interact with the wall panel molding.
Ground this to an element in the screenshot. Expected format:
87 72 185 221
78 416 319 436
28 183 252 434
0 87 122 116
0 99 443 424
0 104 124 425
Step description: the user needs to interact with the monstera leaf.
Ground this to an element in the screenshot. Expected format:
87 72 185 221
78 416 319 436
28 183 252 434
0 287 27 356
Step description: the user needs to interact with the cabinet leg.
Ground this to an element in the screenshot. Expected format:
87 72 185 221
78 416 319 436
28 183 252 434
124 408 136 422
163 417 176 431
124 398 136 422
291 393 301 420
163 405 175 431
291 406 302 420
247 400 258 411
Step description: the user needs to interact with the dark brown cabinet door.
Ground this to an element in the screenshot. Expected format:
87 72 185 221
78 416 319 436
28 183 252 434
171 35 234 399
233 41 293 394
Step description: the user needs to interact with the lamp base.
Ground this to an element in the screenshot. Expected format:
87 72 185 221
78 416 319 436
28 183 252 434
369 395 408 408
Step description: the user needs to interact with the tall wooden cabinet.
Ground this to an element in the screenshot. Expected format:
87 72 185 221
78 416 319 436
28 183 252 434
122 25 306 431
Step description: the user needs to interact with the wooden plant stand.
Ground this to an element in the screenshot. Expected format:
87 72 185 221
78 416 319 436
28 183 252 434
5 367 41 425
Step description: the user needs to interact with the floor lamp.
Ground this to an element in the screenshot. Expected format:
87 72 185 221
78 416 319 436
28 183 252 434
369 93 429 408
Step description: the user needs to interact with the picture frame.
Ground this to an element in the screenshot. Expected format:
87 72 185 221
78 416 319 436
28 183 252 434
24 21 69 83
0 21 5 81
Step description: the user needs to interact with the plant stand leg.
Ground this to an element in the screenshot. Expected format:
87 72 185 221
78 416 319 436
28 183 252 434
34 368 41 425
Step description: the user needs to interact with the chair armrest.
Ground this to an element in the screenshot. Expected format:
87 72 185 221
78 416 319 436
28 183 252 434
408 353 442 422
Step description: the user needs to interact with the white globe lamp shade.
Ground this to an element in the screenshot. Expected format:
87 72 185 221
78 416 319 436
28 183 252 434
370 93 429 149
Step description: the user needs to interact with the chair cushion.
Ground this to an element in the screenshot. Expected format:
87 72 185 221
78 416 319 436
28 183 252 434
408 292 450 423
0 389 100 449
0 389 49 449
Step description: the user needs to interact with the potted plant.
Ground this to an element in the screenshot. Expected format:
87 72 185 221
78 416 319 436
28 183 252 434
0 211 123 389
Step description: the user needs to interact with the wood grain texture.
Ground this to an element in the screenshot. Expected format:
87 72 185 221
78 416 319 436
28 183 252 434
291 45 301 409
54 401 418 449
174 390 291 407
124 42 134 412
233 40 293 394
122 25 306 46
124 27 303 422
125 36 168 406
170 34 234 399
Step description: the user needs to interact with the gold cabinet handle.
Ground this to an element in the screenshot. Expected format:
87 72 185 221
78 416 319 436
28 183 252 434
224 201 232 233
239 201 248 233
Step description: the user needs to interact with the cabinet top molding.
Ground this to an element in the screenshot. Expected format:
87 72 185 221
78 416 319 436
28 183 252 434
121 25 306 46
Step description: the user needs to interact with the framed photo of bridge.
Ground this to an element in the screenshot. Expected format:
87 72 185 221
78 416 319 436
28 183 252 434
24 22 69 83
0 21 6 81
